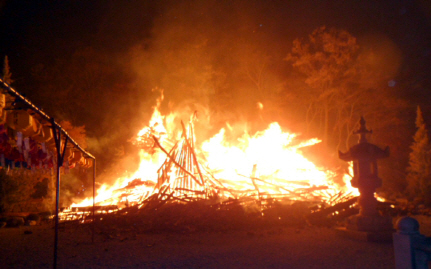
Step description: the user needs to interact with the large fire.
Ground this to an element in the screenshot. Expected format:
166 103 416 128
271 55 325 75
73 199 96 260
67 95 357 214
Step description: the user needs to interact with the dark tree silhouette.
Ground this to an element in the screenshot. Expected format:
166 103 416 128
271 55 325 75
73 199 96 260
406 106 431 205
285 26 407 151
2 56 13 85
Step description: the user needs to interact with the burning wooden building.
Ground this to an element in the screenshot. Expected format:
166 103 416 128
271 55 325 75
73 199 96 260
64 93 358 223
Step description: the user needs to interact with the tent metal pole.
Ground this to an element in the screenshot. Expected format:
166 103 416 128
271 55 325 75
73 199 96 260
52 118 68 269
92 159 96 243
53 131 61 269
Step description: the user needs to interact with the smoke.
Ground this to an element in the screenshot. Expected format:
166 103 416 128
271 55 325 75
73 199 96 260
358 33 403 85
85 0 413 189
87 1 333 187
125 0 292 133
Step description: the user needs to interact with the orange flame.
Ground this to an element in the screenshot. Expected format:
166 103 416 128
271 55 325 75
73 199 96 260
70 98 357 210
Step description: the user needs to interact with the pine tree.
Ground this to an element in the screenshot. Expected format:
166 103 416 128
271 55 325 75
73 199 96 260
2 56 13 85
406 106 431 205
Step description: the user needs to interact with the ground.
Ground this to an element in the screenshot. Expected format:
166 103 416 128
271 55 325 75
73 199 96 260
0 221 399 269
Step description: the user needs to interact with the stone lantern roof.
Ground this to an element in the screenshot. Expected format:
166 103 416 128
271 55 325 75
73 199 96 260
338 117 389 161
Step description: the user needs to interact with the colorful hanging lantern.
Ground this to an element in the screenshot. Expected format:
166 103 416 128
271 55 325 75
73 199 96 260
6 110 40 137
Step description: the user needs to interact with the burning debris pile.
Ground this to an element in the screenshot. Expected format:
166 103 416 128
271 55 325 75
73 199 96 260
142 116 351 205
60 97 360 226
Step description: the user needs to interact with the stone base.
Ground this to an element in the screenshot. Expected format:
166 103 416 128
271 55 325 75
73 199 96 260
337 214 394 242
335 227 394 242
346 214 393 232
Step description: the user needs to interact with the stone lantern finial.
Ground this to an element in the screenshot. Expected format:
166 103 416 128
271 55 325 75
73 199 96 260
353 116 372 143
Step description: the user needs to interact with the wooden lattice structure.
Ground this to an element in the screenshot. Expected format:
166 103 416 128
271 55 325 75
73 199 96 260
154 118 209 200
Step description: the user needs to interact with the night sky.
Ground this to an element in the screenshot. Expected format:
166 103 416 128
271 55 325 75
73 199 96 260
1 0 431 185
2 1 430 93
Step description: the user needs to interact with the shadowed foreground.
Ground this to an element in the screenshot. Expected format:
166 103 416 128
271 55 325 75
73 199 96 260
0 223 394 269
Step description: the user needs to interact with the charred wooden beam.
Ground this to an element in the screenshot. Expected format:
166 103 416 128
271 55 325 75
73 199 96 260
306 196 358 225
153 135 203 186
70 205 118 212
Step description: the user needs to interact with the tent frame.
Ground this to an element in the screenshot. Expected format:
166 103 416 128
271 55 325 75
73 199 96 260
0 78 96 269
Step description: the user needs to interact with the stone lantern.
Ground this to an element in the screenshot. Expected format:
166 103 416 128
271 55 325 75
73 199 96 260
338 117 393 240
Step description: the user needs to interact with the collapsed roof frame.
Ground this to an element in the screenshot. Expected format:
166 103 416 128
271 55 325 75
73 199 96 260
0 78 96 269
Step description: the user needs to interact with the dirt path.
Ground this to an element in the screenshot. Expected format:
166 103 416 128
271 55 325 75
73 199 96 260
0 223 395 269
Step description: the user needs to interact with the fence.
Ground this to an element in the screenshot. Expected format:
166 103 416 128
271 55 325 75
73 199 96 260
394 216 431 269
